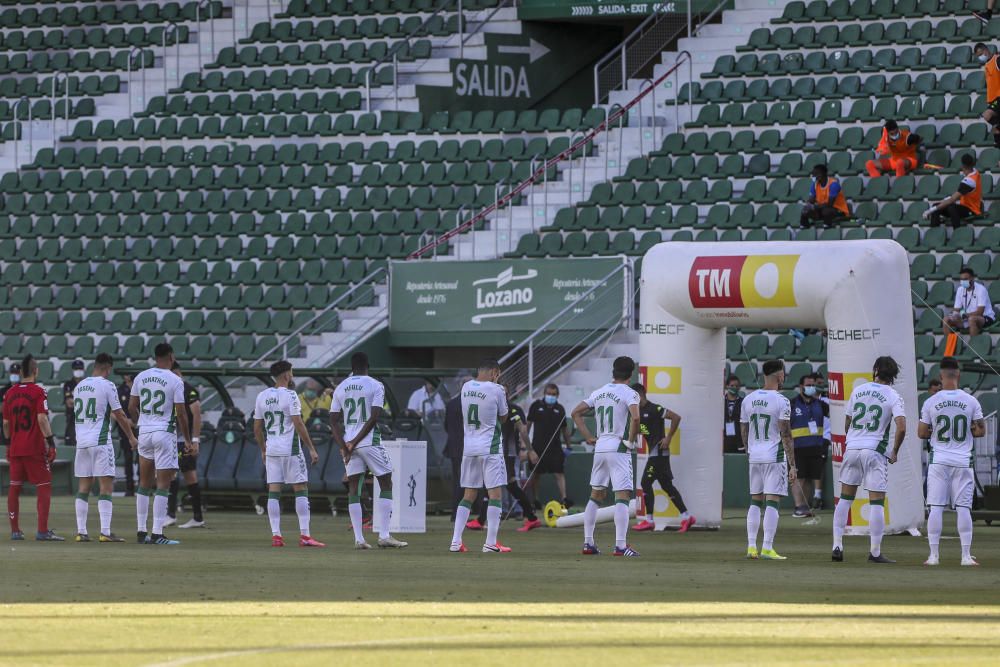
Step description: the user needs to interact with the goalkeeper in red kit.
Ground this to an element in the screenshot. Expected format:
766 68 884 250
2 355 63 541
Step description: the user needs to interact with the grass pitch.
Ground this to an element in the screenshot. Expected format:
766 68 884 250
2 497 999 666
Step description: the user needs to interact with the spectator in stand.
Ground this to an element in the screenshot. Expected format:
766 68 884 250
800 164 850 228
406 379 446 419
723 375 744 453
975 4 996 23
298 379 332 422
924 154 982 230
974 42 1000 146
789 374 830 518
927 378 942 396
116 373 137 496
62 359 85 446
866 120 922 179
942 266 996 336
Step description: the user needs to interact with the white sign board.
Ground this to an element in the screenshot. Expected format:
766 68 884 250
373 440 427 533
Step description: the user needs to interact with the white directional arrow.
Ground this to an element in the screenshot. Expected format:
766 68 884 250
497 38 550 63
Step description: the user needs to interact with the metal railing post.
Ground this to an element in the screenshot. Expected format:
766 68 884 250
50 72 69 149
365 68 372 111
458 0 464 60
638 78 654 154
455 205 466 260
527 340 534 400
542 157 548 224
163 22 179 96
619 44 626 94
197 0 216 72
528 158 536 230
393 54 399 111
15 96 31 169
687 2 692 39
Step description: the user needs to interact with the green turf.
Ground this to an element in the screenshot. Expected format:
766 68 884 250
2 497 999 665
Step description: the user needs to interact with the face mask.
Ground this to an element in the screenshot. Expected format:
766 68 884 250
803 386 817 397
960 279 971 289
544 395 557 405
980 54 989 63
303 389 317 400
73 370 84 379
726 386 739 395
889 133 900 141
9 375 19 384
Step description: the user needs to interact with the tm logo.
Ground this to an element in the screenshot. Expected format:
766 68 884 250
689 255 799 309
471 266 538 324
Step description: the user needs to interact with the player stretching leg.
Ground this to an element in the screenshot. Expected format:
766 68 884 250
331 352 407 550
254 361 324 548
73 354 137 542
571 357 642 557
741 360 796 561
450 359 510 553
129 343 194 546
2 355 63 541
832 356 906 564
631 383 694 533
919 357 986 567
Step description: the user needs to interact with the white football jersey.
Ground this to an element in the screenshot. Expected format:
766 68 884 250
330 374 385 449
460 380 508 457
584 382 640 454
253 386 302 457
740 389 791 463
920 389 983 468
845 381 905 455
130 368 185 434
73 376 121 448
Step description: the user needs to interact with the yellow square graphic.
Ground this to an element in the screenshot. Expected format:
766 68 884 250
739 255 799 308
646 366 681 394
849 497 890 527
843 371 872 397
652 488 681 519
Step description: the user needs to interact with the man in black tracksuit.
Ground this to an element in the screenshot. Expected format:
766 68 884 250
631 383 696 533
476 395 541 532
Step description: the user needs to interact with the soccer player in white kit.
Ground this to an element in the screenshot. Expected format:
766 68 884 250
253 360 324 547
331 352 407 550
72 353 137 543
128 343 194 545
831 356 906 564
740 360 796 561
918 356 986 566
571 356 641 557
450 358 509 553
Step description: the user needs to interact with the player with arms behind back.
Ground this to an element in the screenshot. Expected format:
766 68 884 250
740 360 796 561
450 358 509 554
331 352 407 550
832 356 906 564
253 360 324 548
571 356 641 557
918 357 985 566
129 343 194 546
2 355 62 541
72 354 137 542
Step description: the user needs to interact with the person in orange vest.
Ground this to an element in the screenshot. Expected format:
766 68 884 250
923 153 982 229
975 3 996 23
800 164 850 228
865 120 922 178
974 43 1000 146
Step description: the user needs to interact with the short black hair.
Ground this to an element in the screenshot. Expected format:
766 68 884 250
762 360 784 376
884 120 898 132
544 383 559 394
813 163 828 177
940 356 960 372
350 351 369 373
20 355 36 378
960 266 975 277
612 356 635 381
270 360 292 378
961 153 976 169
726 374 741 385
799 374 817 385
630 382 646 395
478 358 500 374
928 378 943 387
873 356 900 385
154 343 173 359
94 353 114 368
975 42 989 52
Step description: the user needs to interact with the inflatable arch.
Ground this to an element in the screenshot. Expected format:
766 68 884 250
638 241 923 535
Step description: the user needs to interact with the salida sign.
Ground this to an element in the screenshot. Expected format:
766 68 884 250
453 38 550 101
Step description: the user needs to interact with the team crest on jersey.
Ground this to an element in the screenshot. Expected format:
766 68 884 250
688 255 799 309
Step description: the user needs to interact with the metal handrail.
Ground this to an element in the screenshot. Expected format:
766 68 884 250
13 96 31 169
50 72 69 149
407 50 693 260
196 0 217 71
127 46 147 116
163 22 180 96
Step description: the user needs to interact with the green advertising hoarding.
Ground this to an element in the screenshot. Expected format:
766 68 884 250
389 258 625 346
517 0 728 20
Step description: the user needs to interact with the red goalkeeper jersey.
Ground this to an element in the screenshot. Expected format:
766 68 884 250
2 383 48 457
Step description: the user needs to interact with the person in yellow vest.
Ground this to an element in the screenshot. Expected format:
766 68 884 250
975 43 1000 147
865 120 921 178
923 153 982 229
800 164 850 228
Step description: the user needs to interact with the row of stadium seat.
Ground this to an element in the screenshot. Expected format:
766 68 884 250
706 47 979 80
0 74 122 100
740 18 1000 52
773 0 980 23
0 24 190 51
174 60 425 93
278 0 498 17
0 48 152 75
239 15 457 44
209 40 436 69
0 2 220 27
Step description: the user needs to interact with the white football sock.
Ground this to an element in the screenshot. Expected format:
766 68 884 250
75 495 88 534
136 488 150 532
644 513 653 523
151 492 168 534
349 501 364 543
267 496 281 536
376 497 393 540
98 496 112 536
868 502 885 557
762 503 779 551
452 501 471 546
613 500 629 549
746 503 761 549
927 505 943 559
832 495 853 550
295 494 310 535
813 489 822 499
957 506 973 559
680 511 690 520
486 501 502 547
583 499 599 545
